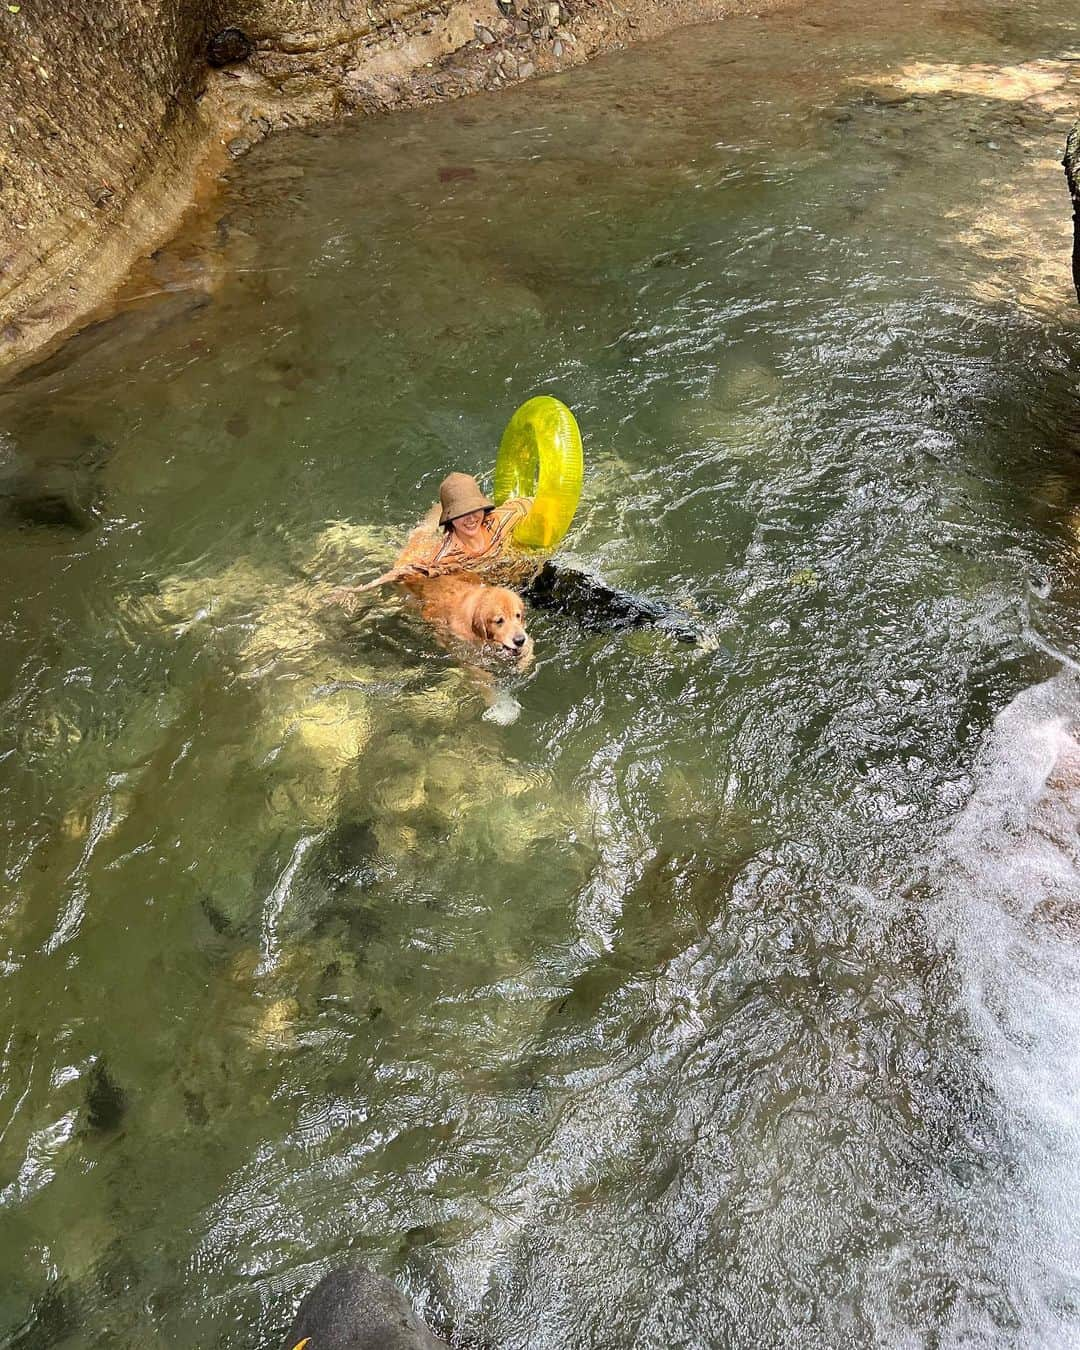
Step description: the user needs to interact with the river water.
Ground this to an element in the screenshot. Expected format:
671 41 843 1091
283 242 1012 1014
3 0 1080 1345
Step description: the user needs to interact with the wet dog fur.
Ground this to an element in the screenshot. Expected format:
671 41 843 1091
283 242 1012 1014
405 573 533 668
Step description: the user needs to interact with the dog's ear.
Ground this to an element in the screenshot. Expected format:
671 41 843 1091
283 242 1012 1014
471 594 489 639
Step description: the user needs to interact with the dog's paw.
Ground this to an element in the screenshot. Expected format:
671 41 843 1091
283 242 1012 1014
482 690 521 726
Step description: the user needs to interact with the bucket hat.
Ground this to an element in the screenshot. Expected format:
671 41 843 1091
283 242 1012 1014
438 472 495 526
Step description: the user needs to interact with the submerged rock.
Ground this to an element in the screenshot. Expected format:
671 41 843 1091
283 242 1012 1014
9 1280 81 1350
4 489 93 532
200 895 237 936
84 1059 126 1134
251 996 300 1050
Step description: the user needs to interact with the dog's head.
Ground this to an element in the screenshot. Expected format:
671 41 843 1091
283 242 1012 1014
471 585 530 656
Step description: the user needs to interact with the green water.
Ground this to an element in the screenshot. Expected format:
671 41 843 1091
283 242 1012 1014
4 0 1080 1344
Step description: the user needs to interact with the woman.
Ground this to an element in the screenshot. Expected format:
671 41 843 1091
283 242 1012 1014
348 472 533 594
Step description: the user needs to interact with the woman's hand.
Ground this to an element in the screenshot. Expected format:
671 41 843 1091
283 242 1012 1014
330 566 418 609
358 567 407 591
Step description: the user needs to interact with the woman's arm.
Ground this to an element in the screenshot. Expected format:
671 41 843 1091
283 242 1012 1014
356 566 411 591
330 561 426 609
330 516 448 608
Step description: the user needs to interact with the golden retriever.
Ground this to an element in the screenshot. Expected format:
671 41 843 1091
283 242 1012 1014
405 573 533 667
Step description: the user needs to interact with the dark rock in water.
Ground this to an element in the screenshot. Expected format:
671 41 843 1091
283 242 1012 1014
225 412 250 439
438 165 477 182
200 895 235 936
8 1279 80 1350
1064 122 1080 306
183 1088 210 1127
6 489 93 532
860 86 910 108
85 1059 126 1134
282 1265 447 1350
315 896 381 958
649 245 695 268
1 467 95 529
1032 896 1080 936
94 1240 142 1303
207 28 253 67
74 431 112 470
524 561 700 644
316 818 379 893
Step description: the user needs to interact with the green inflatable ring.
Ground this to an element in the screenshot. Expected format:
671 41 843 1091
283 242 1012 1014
493 396 583 551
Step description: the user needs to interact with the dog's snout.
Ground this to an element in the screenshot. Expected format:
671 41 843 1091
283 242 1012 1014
513 634 526 648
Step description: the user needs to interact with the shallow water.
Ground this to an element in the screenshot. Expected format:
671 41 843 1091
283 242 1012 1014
3 0 1080 1345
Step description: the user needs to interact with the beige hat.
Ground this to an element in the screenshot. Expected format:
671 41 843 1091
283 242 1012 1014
438 472 494 526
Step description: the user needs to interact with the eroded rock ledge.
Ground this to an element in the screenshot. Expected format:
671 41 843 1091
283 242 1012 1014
0 0 797 376
1064 122 1080 304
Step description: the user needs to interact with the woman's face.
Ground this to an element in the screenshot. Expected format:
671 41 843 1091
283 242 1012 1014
452 509 486 538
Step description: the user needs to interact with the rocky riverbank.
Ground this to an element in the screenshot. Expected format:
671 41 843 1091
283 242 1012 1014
0 0 799 377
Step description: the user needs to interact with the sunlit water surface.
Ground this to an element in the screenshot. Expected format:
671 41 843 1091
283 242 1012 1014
3 0 1080 1344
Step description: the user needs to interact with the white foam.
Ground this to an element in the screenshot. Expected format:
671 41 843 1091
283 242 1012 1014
482 690 522 726
937 673 1080 1340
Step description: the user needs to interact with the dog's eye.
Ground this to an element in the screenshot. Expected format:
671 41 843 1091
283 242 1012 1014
516 612 523 620
494 617 504 625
